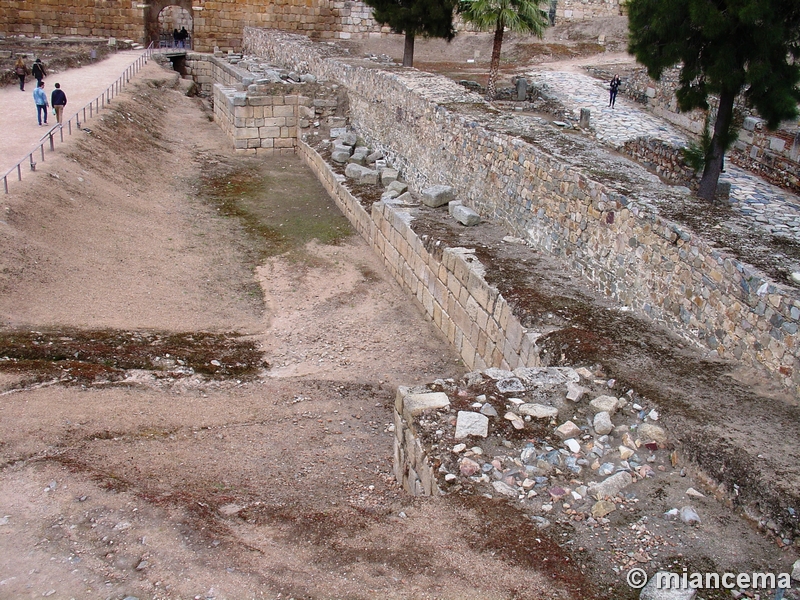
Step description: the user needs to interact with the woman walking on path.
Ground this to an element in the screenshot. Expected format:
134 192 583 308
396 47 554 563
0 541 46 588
14 57 28 91
33 81 49 126
608 74 621 108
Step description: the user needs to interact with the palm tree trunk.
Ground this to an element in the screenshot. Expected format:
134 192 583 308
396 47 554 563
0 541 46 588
486 20 504 101
403 32 415 68
697 88 735 201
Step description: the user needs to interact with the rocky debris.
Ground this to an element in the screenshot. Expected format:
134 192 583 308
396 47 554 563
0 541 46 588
679 505 701 525
421 185 456 208
589 471 633 500
639 575 697 600
381 168 399 186
454 410 489 438
344 163 379 185
792 558 800 581
450 202 481 226
590 394 622 414
593 411 614 435
566 381 587 402
518 403 558 419
556 420 582 439
348 146 370 164
331 145 353 164
638 423 667 444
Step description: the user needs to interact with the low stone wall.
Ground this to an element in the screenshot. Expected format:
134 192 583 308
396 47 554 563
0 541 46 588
299 141 542 373
621 136 696 185
245 29 800 391
392 388 449 496
214 85 310 154
185 52 245 96
730 118 800 195
554 0 624 21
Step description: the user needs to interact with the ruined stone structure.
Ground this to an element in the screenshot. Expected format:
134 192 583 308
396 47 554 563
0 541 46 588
0 0 622 53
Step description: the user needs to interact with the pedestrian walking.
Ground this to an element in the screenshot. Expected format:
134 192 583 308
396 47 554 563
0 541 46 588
33 81 49 126
51 82 67 124
31 58 47 85
14 57 29 91
608 74 621 108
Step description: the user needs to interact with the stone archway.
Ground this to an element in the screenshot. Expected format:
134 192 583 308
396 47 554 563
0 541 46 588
144 0 194 48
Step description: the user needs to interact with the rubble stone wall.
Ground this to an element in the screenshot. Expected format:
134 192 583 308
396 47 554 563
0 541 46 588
621 137 696 185
299 140 541 373
554 0 624 21
245 28 800 391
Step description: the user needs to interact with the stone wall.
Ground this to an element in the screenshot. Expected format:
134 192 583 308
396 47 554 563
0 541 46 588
554 0 624 21
299 140 542 373
621 137 696 186
392 388 449 497
730 118 800 196
244 28 800 391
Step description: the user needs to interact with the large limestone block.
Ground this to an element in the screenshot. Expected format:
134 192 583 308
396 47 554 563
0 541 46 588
421 185 455 208
451 204 481 226
455 411 489 439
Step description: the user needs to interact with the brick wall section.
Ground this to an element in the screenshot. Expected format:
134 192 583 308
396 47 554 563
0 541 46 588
0 0 146 40
247 29 800 391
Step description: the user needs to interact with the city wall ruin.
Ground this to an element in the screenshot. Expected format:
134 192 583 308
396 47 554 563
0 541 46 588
234 28 800 393
0 0 623 53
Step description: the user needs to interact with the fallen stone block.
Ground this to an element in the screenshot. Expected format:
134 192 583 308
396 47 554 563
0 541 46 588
334 131 357 147
518 404 558 419
367 149 385 163
387 180 407 194
331 150 352 164
451 203 481 226
421 184 455 208
344 163 380 185
381 168 399 186
403 392 450 417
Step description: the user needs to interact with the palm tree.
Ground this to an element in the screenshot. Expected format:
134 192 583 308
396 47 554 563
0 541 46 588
459 0 549 101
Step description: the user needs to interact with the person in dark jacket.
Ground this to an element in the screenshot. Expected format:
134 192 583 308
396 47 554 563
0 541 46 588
31 58 46 85
608 74 621 108
51 83 67 124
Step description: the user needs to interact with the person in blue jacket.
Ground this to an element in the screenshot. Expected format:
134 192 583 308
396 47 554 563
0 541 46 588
33 81 49 126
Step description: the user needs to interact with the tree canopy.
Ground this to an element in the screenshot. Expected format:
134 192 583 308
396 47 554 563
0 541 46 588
364 0 458 67
459 0 548 100
628 0 800 200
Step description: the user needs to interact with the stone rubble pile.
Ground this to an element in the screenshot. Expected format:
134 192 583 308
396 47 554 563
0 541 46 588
396 366 800 588
322 129 482 227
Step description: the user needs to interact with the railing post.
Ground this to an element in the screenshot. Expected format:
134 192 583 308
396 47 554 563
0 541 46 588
40 145 44 162
49 132 55 152
17 163 22 180
3 176 7 194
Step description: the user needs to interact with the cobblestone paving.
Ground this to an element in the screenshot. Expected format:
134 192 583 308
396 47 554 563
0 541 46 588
525 69 800 242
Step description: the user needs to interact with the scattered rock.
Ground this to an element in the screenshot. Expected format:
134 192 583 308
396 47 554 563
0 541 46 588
335 132 357 147
386 180 408 194
589 471 633 500
518 403 559 419
565 438 581 453
367 149 384 163
589 395 620 415
381 168 398 186
460 457 481 476
685 487 705 498
593 411 613 435
496 377 526 393
679 505 701 525
555 420 582 440
792 558 800 581
344 163 379 185
504 411 525 429
639 574 697 599
455 411 489 439
565 381 587 402
515 367 579 387
480 402 498 417
591 500 616 518
619 445 635 460
492 481 518 497
421 184 455 208
638 423 667 444
218 504 244 516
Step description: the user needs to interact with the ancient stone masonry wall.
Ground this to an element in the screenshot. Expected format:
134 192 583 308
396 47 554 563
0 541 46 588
0 0 145 40
554 0 624 21
246 28 800 391
622 137 696 186
299 140 541 373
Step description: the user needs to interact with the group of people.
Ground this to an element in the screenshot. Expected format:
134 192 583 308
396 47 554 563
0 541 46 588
172 26 190 48
13 57 68 127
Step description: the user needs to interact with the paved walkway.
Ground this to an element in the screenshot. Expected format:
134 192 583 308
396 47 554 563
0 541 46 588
0 50 145 182
525 70 800 241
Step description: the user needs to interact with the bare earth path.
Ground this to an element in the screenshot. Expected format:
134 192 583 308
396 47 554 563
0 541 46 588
0 61 591 599
0 49 143 177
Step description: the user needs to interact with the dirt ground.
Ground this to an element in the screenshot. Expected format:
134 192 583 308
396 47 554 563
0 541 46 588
0 59 600 599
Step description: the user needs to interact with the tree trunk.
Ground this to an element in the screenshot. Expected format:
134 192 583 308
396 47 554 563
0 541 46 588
486 20 504 101
697 88 735 201
403 32 415 68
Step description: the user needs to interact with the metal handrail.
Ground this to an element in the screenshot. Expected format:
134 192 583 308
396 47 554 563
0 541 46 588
2 43 155 194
